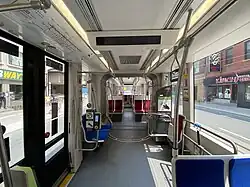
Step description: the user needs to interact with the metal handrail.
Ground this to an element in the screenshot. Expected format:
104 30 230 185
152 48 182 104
185 119 238 154
182 134 212 155
146 112 238 155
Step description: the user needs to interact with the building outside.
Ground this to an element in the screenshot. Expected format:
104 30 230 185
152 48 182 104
194 58 206 102
0 51 23 109
194 38 250 109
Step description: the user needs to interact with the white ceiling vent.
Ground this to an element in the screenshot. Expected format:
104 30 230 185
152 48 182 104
119 56 141 64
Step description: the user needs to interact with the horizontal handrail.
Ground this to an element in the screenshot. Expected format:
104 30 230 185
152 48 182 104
151 116 211 155
183 134 212 155
185 119 238 154
146 113 238 155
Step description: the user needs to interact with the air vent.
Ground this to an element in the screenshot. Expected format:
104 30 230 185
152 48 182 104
119 56 141 64
96 36 161 46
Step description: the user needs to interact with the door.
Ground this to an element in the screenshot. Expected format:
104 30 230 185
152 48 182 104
231 84 238 103
44 56 69 186
0 29 69 186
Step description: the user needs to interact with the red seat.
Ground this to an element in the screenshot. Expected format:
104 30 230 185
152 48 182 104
108 100 114 113
143 100 150 113
178 115 186 141
114 100 123 113
134 100 143 113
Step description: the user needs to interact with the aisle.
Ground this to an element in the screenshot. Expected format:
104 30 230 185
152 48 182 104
69 109 172 187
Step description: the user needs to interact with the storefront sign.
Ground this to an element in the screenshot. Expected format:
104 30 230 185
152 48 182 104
0 69 23 81
209 53 221 72
170 68 179 82
216 74 250 84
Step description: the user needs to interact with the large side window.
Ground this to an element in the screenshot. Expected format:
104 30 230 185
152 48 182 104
0 37 24 170
193 61 200 74
225 47 233 64
245 40 250 60
8 52 23 67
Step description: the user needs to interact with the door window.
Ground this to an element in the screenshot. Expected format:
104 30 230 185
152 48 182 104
44 56 65 162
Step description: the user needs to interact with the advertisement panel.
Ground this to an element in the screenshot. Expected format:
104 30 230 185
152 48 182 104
209 53 221 72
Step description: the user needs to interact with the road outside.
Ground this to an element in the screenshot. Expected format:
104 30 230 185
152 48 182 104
0 97 65 167
195 103 250 153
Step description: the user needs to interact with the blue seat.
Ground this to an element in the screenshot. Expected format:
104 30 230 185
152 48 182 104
175 159 225 187
229 158 250 187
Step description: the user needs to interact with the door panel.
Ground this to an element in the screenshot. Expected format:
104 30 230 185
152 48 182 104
0 28 69 187
44 56 69 186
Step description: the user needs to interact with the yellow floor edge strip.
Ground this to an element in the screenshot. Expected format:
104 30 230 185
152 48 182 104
59 173 75 187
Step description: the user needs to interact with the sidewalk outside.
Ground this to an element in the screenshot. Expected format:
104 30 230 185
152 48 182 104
196 102 250 116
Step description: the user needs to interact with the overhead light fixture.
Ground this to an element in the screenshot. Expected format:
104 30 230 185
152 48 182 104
99 57 109 68
162 48 169 54
176 0 219 41
145 66 150 73
51 0 90 45
94 50 101 55
145 48 168 72
52 0 110 69
151 56 160 67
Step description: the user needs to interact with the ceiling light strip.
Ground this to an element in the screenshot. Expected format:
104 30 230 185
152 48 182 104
51 0 109 69
176 0 219 41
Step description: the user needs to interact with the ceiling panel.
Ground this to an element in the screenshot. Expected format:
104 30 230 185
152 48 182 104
122 77 135 84
0 4 107 71
91 0 170 30
119 56 141 64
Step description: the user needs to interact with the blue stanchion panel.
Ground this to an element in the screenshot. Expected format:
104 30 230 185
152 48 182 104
229 158 250 187
175 159 225 187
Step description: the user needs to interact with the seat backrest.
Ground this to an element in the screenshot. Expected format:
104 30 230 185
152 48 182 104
11 166 38 187
143 100 150 112
134 100 143 112
229 157 250 187
114 100 123 112
173 158 225 187
108 100 114 112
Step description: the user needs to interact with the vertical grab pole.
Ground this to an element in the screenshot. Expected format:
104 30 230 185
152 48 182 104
170 46 179 117
172 9 193 158
0 125 13 187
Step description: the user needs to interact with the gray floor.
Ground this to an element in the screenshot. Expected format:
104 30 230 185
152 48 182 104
69 109 172 187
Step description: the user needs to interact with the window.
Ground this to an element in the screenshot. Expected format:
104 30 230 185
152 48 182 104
8 52 23 67
45 57 65 162
245 41 250 60
194 61 200 74
0 37 24 170
245 84 250 101
225 47 233 64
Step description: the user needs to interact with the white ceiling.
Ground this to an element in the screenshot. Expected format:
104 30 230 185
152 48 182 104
86 0 206 72
122 77 135 84
0 0 210 74
89 0 180 71
91 0 171 30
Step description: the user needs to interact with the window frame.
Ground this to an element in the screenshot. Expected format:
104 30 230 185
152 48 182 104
194 61 200 74
8 52 23 67
225 47 233 64
245 40 250 60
